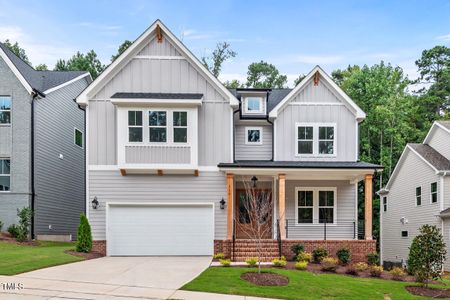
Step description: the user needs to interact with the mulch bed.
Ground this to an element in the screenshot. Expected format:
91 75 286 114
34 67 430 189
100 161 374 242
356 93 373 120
0 233 38 246
241 272 289 286
65 250 104 260
406 286 450 298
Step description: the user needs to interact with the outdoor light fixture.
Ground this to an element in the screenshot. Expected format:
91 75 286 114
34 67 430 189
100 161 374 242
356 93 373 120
220 198 226 209
92 196 99 209
251 176 258 188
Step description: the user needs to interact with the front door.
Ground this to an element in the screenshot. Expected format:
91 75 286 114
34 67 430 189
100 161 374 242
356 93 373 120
235 189 273 239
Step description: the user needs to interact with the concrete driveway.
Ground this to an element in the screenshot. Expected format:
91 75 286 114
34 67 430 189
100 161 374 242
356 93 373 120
0 256 212 299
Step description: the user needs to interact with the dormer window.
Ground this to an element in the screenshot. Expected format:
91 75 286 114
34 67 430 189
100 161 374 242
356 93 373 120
244 97 264 114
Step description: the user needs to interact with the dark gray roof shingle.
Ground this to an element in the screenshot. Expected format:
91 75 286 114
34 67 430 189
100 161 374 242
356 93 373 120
440 207 450 217
409 143 450 171
111 92 203 99
0 42 87 93
218 160 383 169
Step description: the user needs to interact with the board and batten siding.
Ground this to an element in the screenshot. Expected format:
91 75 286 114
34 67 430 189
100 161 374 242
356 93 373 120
88 170 227 240
381 149 442 265
284 180 356 240
235 125 272 160
427 126 450 160
291 80 340 104
34 77 89 238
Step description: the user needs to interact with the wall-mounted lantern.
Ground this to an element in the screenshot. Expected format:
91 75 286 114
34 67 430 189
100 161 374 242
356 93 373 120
251 176 258 188
220 198 226 210
92 196 99 209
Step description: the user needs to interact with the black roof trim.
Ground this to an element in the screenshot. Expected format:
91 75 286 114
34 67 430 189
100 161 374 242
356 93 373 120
111 92 203 100
218 160 383 169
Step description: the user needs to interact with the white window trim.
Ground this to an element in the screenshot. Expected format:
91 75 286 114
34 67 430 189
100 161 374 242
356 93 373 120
295 187 337 225
74 128 84 149
243 96 265 114
173 111 188 144
382 196 387 212
0 96 11 126
148 110 168 144
430 182 438 204
295 123 337 157
128 110 144 143
0 158 11 193
415 186 422 207
245 126 263 145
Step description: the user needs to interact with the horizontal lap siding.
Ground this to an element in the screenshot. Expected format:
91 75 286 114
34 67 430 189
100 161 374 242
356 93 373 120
88 170 227 240
427 127 450 160
235 125 272 160
285 180 356 240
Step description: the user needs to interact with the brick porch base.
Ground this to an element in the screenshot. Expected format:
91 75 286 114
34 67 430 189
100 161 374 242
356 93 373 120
92 240 106 256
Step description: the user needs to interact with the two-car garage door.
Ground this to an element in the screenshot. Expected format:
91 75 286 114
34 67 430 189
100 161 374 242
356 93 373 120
107 204 214 256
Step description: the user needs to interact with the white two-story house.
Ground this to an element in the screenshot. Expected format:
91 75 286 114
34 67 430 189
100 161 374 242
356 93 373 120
76 20 382 261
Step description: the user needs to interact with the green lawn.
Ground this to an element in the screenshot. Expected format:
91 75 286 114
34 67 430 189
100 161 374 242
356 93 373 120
0 241 84 275
182 267 447 300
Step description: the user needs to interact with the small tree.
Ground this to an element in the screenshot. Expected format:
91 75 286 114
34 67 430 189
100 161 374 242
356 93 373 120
16 207 33 242
76 214 93 253
408 224 446 287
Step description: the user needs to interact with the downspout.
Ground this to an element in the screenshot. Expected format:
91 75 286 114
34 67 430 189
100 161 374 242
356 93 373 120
74 99 86 214
232 96 241 162
265 90 274 161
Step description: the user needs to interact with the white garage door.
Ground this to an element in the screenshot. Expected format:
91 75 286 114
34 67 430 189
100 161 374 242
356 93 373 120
107 204 214 256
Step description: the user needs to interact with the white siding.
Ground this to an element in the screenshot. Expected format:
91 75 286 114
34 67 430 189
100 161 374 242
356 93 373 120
0 126 11 156
137 37 181 56
291 80 340 103
427 126 450 160
235 125 272 160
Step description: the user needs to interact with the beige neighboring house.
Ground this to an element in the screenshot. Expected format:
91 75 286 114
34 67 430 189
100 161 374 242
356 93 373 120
379 121 450 270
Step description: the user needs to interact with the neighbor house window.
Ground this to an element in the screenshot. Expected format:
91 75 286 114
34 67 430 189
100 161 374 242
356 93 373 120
74 128 83 148
401 231 408 237
319 191 334 223
416 186 422 206
0 159 10 191
128 111 143 142
173 111 187 143
297 126 314 154
383 196 387 212
296 188 336 224
318 126 334 155
244 97 264 114
0 96 11 124
296 124 336 156
297 190 314 223
149 111 167 143
431 182 438 203
245 127 262 144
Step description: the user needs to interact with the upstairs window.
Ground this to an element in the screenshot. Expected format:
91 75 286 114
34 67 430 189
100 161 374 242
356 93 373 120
296 124 336 156
128 111 143 142
416 186 422 206
318 126 334 155
383 196 387 212
431 182 438 203
0 159 10 191
245 127 262 145
297 126 314 154
0 96 11 124
244 97 264 114
74 128 83 148
149 111 167 143
173 111 187 143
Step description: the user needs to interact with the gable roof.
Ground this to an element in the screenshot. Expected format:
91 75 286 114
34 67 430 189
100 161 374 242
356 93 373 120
76 19 239 106
268 66 366 121
0 43 88 95
437 121 450 131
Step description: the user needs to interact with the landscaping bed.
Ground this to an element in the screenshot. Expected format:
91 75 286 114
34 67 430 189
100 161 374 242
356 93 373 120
406 286 450 298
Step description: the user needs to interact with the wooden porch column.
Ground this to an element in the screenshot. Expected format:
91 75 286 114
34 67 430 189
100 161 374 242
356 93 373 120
278 174 286 239
226 173 234 240
364 174 373 240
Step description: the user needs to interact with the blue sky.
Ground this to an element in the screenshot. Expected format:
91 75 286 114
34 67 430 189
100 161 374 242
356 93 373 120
1 0 449 86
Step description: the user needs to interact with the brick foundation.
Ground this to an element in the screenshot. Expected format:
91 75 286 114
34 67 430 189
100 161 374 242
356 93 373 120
92 240 106 256
214 240 232 258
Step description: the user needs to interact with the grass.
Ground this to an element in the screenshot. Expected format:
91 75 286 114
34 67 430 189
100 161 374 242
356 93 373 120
0 240 84 275
182 267 449 300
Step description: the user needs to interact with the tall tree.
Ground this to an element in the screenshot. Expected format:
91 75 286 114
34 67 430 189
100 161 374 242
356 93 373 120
245 61 287 88
3 39 32 66
34 64 48 71
54 50 105 79
224 79 243 88
293 74 306 86
201 42 237 78
111 40 132 62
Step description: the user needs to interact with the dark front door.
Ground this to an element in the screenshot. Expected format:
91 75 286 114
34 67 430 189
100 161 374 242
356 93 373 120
235 189 273 239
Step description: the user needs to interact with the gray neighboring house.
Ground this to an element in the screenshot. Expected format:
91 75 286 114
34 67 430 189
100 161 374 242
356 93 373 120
0 42 91 240
77 19 382 259
379 121 450 270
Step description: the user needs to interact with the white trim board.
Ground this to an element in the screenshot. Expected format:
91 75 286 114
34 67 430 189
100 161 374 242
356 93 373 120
43 73 91 94
423 121 450 144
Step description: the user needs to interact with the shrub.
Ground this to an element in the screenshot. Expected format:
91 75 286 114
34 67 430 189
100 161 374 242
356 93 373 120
345 264 358 275
290 243 305 260
213 253 225 259
336 248 351 265
367 252 380 266
369 265 384 277
312 247 328 263
16 207 33 242
408 224 447 287
295 261 308 270
7 224 19 237
390 267 406 280
321 257 338 272
245 257 258 267
297 252 312 262
272 256 287 267
76 214 92 253
219 259 231 267
354 262 368 272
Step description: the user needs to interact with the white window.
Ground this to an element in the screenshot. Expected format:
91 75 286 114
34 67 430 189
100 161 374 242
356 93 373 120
244 97 264 114
128 111 143 142
0 96 11 124
173 111 187 143
431 182 438 203
295 187 337 224
416 186 421 206
74 128 83 148
149 111 167 143
0 159 10 191
245 127 262 145
296 123 336 156
382 196 387 212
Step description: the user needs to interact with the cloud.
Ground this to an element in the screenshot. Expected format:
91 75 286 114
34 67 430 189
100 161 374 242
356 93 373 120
294 55 344 65
436 34 450 42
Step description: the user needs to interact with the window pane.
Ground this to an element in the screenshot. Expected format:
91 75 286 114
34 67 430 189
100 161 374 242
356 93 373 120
239 194 250 224
173 112 187 126
0 112 10 124
431 182 437 193
247 98 261 111
0 160 10 174
75 130 83 147
416 187 421 196
149 128 167 142
129 127 142 142
298 126 313 140
319 191 334 206
298 190 313 206
432 193 437 203
0 176 10 191
298 141 313 154
149 111 166 126
319 127 334 139
319 208 333 223
174 128 187 143
416 196 421 206
319 141 334 154
128 111 142 126
247 129 260 143
298 208 313 223
0 97 11 110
